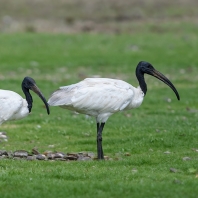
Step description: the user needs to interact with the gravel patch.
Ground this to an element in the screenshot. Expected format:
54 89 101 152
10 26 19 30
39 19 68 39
0 132 8 142
0 148 100 161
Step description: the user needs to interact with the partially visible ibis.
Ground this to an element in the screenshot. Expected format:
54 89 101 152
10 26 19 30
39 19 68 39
48 61 180 159
0 77 50 125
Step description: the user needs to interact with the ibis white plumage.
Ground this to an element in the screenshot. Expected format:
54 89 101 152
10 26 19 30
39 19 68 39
0 77 50 125
48 61 180 159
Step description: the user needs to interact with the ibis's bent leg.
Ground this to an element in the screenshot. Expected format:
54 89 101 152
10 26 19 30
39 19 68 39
97 122 105 160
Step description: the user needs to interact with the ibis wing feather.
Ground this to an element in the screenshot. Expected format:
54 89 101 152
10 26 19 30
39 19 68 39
48 78 137 116
0 90 25 124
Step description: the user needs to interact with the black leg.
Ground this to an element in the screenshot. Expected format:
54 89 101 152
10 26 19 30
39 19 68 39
97 122 105 160
97 123 100 132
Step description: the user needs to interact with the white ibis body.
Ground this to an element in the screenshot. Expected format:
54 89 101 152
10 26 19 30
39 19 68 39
0 77 50 125
48 61 180 159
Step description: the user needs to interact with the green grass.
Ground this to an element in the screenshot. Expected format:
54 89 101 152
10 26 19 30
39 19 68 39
0 31 198 198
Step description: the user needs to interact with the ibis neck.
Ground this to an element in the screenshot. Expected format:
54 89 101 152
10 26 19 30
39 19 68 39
22 87 33 112
136 70 147 96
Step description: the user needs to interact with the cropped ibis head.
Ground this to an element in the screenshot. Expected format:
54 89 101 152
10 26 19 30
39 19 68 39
136 61 180 100
21 77 50 114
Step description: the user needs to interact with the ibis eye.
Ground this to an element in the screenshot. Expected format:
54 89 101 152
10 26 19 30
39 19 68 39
147 65 151 68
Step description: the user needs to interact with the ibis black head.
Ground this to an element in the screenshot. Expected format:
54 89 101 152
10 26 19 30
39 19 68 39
22 77 50 114
136 61 180 100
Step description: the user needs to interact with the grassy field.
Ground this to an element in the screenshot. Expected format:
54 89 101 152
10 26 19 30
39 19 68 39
0 32 198 198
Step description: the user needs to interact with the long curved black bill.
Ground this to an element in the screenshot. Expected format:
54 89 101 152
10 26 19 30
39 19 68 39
151 69 180 100
31 85 50 114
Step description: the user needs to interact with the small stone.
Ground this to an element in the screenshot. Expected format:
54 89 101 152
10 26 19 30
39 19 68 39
104 156 109 160
183 157 191 161
27 156 36 161
32 148 40 155
54 152 64 158
0 150 8 156
64 155 78 160
0 132 8 141
36 154 46 160
77 156 92 161
0 132 7 135
0 134 7 139
77 153 84 160
170 168 178 173
43 150 53 156
164 151 171 154
0 155 8 159
87 152 95 159
165 98 171 102
192 148 198 152
48 145 55 148
13 150 28 158
47 153 55 160
124 152 131 156
132 168 138 173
